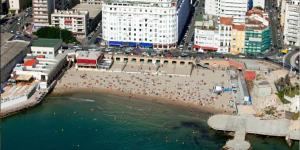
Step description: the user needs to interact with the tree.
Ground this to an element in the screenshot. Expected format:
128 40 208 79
34 27 79 44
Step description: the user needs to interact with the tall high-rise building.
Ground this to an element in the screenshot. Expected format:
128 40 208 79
102 0 191 49
205 0 248 23
32 0 54 29
283 0 300 46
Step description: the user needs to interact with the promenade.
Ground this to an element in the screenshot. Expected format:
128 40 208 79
208 114 300 149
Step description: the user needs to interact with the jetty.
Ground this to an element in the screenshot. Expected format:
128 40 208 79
208 114 300 150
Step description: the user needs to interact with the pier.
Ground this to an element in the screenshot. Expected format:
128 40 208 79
208 114 300 150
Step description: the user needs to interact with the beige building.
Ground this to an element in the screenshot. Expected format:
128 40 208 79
230 24 246 55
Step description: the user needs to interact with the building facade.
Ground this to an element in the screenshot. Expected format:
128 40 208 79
102 0 191 49
283 0 300 46
230 24 246 55
218 17 233 53
32 0 55 29
205 0 248 23
51 9 89 38
193 15 219 52
8 0 29 14
31 38 62 59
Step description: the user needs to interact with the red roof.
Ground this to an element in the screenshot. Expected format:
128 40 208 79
229 60 245 70
220 17 233 26
24 59 37 67
193 45 218 51
232 24 246 31
244 70 256 81
76 59 97 65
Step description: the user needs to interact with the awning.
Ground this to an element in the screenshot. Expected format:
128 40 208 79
108 41 122 46
193 45 218 51
139 43 153 48
128 42 138 47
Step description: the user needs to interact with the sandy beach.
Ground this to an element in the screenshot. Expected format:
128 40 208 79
52 67 235 114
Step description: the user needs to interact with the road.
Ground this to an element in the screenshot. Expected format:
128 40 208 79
284 49 300 71
265 0 284 52
182 0 204 51
1 8 32 34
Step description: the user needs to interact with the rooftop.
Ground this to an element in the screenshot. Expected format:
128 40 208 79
72 3 102 18
195 15 217 30
1 32 14 46
31 38 62 48
76 50 102 60
1 40 30 69
220 17 233 26
52 9 89 16
14 53 67 75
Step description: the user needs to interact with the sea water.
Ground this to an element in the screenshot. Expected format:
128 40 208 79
1 92 299 150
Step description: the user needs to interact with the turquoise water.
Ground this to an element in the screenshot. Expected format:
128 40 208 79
1 92 299 150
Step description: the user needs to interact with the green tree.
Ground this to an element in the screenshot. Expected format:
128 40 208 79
34 27 79 44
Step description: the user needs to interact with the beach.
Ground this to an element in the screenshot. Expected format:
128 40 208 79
52 67 235 114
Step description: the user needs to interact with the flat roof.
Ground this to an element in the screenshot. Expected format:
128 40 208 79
1 40 30 69
31 38 62 48
1 32 14 46
76 50 102 60
72 3 101 19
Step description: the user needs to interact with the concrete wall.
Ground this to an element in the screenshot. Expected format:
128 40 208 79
112 55 195 65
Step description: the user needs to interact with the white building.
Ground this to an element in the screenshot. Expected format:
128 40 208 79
13 53 67 86
194 15 219 52
8 0 28 14
204 0 248 23
194 15 233 53
51 9 89 38
32 0 54 29
218 17 233 53
252 0 265 9
102 0 191 49
283 0 300 46
31 38 62 59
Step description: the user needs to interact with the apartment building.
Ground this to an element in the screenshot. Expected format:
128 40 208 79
102 0 191 49
32 0 54 29
193 15 219 52
193 15 233 54
245 9 271 54
51 9 89 38
230 24 246 55
218 17 233 53
8 0 30 14
205 0 248 23
283 0 300 46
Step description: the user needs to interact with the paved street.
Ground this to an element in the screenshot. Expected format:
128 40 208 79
1 8 32 34
265 0 283 51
